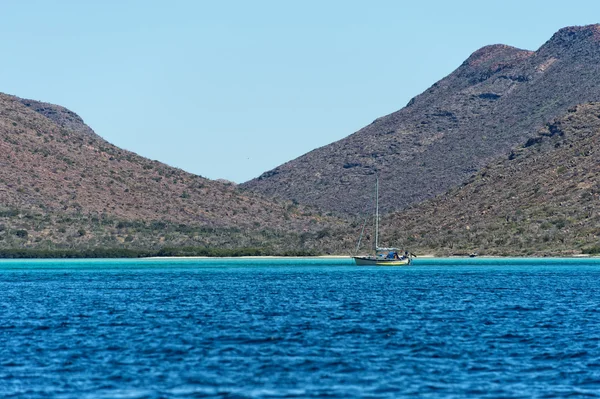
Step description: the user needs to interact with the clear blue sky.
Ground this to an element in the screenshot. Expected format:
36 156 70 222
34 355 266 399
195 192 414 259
1 1 598 182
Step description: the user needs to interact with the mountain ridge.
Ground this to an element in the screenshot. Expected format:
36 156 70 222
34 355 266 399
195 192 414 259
242 24 600 215
5 24 600 256
0 93 351 253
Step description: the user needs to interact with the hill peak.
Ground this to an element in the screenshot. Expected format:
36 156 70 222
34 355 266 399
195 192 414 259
538 24 600 57
455 44 532 84
16 96 101 139
464 44 532 67
551 24 600 42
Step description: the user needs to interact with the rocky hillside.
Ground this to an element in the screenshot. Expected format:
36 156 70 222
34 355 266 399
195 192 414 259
0 93 351 254
373 102 600 256
243 24 600 215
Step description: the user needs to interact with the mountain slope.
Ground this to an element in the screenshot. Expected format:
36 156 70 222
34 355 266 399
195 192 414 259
243 24 600 215
377 102 600 256
0 93 350 253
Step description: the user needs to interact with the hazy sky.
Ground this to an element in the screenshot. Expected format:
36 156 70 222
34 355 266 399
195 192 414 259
1 1 599 182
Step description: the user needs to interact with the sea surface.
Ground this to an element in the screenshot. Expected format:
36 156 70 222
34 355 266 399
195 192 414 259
2 257 600 398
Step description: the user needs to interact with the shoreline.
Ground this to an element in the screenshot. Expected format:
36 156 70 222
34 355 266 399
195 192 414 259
143 255 353 260
0 251 596 260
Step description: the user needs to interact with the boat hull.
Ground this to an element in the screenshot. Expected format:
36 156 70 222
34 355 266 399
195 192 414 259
353 256 411 266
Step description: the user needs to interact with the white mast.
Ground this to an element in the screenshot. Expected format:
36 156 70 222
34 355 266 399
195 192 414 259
375 174 379 250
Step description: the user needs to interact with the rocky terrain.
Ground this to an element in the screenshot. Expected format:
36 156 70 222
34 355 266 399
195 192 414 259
372 102 600 256
5 24 600 257
243 24 600 215
0 93 351 255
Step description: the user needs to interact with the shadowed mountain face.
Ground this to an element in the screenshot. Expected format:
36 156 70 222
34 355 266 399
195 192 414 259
19 98 100 139
242 24 600 215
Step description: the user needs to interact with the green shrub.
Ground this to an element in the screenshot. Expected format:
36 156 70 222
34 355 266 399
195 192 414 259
582 246 600 255
14 230 28 238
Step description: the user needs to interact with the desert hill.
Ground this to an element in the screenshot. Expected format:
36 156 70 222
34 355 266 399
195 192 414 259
374 102 600 256
0 93 350 254
243 24 600 215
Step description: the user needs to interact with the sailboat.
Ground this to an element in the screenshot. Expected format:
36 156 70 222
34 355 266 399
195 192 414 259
353 176 412 266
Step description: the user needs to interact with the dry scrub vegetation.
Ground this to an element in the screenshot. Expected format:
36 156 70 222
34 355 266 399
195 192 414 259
0 94 353 255
379 103 600 256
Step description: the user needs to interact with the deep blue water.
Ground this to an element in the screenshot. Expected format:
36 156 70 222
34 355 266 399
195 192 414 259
2 257 600 398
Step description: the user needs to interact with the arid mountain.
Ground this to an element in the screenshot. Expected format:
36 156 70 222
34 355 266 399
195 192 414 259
0 93 351 254
243 24 600 215
373 102 600 256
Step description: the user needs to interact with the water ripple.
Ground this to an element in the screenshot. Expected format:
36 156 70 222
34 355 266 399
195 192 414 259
1 261 600 397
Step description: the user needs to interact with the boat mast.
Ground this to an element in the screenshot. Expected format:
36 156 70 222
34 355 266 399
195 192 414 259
375 174 379 250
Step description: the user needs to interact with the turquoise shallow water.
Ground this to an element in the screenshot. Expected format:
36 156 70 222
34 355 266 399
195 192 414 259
2 257 600 398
